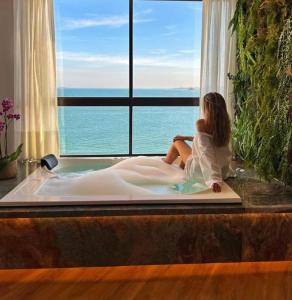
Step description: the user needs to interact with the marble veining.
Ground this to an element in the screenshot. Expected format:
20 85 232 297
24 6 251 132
0 213 292 269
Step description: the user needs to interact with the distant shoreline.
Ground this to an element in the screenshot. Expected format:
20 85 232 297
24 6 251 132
57 87 201 98
58 87 200 90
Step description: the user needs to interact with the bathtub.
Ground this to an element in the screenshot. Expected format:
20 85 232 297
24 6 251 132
0 157 241 206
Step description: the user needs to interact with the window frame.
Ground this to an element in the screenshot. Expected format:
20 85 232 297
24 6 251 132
58 0 202 157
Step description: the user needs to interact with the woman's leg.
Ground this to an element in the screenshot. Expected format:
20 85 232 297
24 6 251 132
164 141 192 168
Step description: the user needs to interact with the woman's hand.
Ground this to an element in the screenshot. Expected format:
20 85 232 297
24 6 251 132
173 136 193 142
212 183 221 193
173 135 186 142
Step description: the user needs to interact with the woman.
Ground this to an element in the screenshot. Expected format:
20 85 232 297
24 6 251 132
164 92 233 193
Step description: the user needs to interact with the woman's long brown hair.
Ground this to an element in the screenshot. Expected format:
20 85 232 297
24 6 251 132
203 92 231 147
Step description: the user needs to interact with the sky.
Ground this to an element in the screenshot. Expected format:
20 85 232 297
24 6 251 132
55 0 202 89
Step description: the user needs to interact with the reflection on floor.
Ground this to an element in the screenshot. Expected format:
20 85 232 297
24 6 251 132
1 261 292 300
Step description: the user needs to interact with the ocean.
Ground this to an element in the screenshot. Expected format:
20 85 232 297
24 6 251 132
58 88 201 155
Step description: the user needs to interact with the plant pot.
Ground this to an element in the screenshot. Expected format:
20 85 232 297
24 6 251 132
0 160 17 180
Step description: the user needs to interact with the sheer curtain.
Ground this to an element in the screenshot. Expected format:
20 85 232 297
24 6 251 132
200 0 237 122
14 0 59 160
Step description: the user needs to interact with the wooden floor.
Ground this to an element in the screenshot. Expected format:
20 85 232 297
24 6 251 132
1 261 292 300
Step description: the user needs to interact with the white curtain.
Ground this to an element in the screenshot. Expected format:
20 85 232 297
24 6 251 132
200 0 237 122
14 0 59 160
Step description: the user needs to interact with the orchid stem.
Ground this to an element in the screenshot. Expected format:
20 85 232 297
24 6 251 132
0 136 2 159
4 113 8 158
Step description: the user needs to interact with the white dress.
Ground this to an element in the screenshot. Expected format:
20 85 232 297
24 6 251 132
185 132 233 188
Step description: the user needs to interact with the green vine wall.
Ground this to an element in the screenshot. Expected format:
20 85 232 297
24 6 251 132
229 0 292 184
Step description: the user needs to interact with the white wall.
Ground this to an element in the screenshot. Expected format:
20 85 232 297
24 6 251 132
0 0 14 153
0 1 14 99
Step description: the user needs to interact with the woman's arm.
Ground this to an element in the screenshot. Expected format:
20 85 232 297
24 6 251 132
173 136 194 142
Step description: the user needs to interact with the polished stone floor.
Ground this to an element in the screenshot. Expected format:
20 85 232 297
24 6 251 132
1 261 292 300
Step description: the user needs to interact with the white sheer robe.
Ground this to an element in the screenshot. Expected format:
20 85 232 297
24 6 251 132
185 133 233 187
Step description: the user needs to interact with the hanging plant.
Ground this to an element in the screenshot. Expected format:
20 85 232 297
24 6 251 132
276 17 292 183
229 0 292 185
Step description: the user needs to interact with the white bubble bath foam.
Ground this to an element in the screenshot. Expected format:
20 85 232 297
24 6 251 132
1 157 241 206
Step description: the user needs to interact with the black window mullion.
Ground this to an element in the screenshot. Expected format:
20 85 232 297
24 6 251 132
129 0 134 156
57 97 199 107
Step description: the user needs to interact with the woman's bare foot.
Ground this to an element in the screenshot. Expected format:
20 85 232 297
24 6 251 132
212 183 221 193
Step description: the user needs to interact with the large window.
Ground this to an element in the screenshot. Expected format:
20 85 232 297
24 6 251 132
59 107 129 155
55 0 202 156
55 0 129 97
133 0 201 97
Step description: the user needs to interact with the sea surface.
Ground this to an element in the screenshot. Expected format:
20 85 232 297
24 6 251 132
58 88 201 155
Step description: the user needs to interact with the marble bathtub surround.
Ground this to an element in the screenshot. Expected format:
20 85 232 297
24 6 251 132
0 213 292 268
0 162 290 268
0 162 291 218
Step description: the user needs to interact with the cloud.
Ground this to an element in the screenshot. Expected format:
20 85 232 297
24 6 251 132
57 65 201 89
135 9 153 16
163 25 178 37
57 51 200 69
178 49 195 54
149 49 168 55
165 25 177 30
134 18 153 25
62 10 154 30
163 31 177 37
62 16 129 30
135 56 193 68
57 52 128 65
